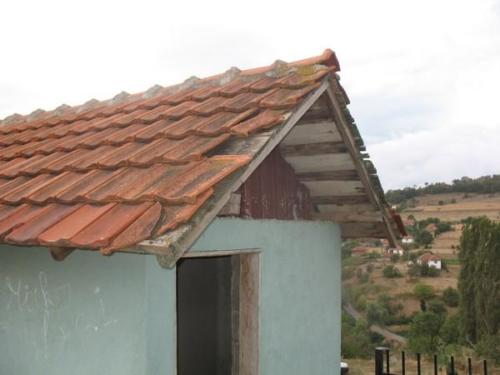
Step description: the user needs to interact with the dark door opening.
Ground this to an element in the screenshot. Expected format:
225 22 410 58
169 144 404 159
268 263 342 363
177 253 259 375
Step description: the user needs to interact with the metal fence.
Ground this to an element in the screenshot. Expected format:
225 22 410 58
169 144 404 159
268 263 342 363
374 347 489 375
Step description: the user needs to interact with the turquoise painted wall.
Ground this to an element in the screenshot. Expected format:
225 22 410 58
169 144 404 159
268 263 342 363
0 247 176 375
191 218 342 375
0 218 341 375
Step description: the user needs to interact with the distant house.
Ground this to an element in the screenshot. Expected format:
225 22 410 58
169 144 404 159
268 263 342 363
387 247 404 256
402 236 414 245
418 253 442 269
0 49 405 374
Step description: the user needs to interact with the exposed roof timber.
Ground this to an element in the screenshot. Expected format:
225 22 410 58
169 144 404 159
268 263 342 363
296 169 364 181
49 247 74 261
340 222 389 239
312 211 383 222
311 195 371 205
302 180 365 197
280 141 348 156
324 79 399 246
135 79 331 267
280 120 343 145
316 203 377 213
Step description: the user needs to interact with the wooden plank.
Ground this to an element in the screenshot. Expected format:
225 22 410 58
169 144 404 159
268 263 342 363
313 211 383 222
302 180 364 197
283 153 356 173
316 203 377 213
137 79 331 266
311 195 370 205
181 248 260 258
281 121 342 146
280 141 348 156
296 170 360 181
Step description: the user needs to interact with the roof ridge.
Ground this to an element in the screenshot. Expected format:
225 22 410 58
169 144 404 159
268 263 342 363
0 49 339 127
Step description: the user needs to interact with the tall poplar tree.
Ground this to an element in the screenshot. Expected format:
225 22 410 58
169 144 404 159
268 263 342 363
458 218 500 344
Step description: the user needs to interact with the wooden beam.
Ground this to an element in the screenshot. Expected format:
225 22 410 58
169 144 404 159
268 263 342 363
311 195 371 205
312 211 383 222
340 222 388 238
281 120 342 146
316 203 377 213
325 79 400 246
283 153 356 173
296 170 360 181
302 180 365 197
49 247 74 261
280 141 348 156
137 79 331 267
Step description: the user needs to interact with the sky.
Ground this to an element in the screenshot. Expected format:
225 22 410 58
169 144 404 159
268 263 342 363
0 0 499 190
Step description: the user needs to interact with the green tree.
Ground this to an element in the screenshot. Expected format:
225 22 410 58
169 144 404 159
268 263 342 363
408 311 444 354
416 230 434 247
383 265 402 278
442 287 459 307
414 283 434 300
458 218 500 344
428 300 447 315
440 314 460 345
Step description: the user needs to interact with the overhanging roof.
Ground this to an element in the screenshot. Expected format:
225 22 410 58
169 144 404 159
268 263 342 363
0 49 403 265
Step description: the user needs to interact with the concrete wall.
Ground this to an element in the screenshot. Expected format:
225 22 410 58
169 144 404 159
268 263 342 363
0 218 341 375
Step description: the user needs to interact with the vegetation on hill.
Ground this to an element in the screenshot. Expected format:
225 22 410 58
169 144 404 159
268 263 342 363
386 175 500 204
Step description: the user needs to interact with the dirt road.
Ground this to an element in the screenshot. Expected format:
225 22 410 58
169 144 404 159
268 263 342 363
344 303 407 344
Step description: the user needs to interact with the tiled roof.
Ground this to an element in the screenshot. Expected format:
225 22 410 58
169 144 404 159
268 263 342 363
0 50 338 255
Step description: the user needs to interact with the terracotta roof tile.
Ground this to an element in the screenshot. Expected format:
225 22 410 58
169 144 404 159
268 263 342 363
0 49 336 253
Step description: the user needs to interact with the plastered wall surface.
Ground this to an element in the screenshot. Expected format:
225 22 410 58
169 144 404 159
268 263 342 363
0 248 175 375
0 218 340 375
191 218 342 375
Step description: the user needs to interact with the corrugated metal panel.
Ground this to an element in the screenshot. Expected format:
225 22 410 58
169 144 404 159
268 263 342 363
240 148 312 220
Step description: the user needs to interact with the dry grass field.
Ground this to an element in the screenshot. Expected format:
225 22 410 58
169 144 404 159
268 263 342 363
405 192 500 222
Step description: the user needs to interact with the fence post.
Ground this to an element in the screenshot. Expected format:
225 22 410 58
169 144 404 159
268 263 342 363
375 347 389 375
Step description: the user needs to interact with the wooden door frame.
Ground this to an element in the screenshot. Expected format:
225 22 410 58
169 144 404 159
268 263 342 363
179 249 261 375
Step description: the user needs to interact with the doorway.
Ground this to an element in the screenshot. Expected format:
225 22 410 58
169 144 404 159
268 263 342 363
176 252 259 375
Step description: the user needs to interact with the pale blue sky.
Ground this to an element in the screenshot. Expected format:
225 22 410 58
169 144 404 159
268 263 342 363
1 0 498 189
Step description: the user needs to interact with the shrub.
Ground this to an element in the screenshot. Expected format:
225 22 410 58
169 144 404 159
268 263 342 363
383 265 402 278
366 302 388 325
442 287 459 307
367 251 381 259
390 253 400 263
366 263 374 273
428 300 447 315
414 283 434 300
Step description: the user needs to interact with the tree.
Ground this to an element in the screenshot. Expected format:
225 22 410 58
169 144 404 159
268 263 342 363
414 283 434 300
366 302 388 325
440 314 460 345
458 218 500 344
408 312 444 354
442 287 459 307
383 265 402 278
416 230 434 247
341 314 374 358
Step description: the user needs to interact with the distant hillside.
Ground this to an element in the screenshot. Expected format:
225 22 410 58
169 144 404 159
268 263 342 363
386 175 500 204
